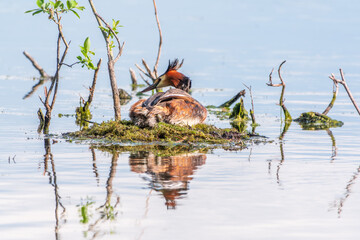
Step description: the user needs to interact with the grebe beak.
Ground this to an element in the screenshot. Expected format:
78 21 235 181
141 79 160 93
141 75 169 93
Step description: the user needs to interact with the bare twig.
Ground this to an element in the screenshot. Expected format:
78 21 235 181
329 69 360 115
139 73 151 86
243 83 256 124
267 60 292 121
23 51 51 78
135 0 164 83
61 61 80 68
152 0 162 78
135 63 153 79
129 68 137 86
322 80 339 115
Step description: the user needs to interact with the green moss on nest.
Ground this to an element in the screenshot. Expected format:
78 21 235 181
66 120 247 146
92 143 210 157
294 111 343 130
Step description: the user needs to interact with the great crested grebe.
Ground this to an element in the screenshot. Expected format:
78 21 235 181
130 59 207 127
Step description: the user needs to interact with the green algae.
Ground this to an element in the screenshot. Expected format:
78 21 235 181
294 111 344 130
66 120 247 146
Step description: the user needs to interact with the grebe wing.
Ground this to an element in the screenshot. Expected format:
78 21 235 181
142 89 192 108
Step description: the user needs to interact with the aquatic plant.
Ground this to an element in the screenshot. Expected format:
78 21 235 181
294 112 344 130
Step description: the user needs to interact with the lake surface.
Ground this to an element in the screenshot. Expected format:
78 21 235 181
1 1 360 239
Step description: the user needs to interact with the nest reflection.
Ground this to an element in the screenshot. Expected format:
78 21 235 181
129 152 206 209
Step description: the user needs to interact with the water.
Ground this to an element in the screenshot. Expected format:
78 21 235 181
1 0 360 239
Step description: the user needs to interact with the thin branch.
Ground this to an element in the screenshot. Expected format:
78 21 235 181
87 58 102 105
278 60 286 85
322 80 339 115
23 51 50 78
94 12 125 62
243 83 256 124
329 69 360 115
61 61 80 68
267 61 291 121
135 63 153 79
142 59 156 80
152 0 163 78
139 73 151 86
267 68 282 87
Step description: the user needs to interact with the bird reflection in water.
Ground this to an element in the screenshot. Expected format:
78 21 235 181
129 152 206 209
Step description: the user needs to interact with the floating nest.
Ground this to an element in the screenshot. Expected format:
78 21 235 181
65 120 249 148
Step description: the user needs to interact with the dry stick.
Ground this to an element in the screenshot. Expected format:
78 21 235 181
23 51 50 78
88 0 124 120
142 59 156 80
329 69 360 115
129 68 137 86
139 73 151 86
152 0 162 78
243 83 256 124
267 60 292 121
135 0 163 84
41 14 70 134
322 80 339 115
135 63 153 79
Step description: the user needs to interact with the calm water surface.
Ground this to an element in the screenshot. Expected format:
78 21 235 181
1 1 360 239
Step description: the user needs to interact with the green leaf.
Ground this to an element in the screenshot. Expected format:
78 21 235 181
88 62 95 70
49 1 55 7
25 9 37 13
66 0 71 9
70 9 80 18
84 37 90 53
36 0 44 8
76 6 85 11
32 9 44 15
77 56 82 61
54 1 61 9
70 0 77 8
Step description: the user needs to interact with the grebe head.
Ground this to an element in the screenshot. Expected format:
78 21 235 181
141 59 192 93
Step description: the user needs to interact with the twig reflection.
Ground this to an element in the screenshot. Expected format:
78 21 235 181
43 138 66 240
331 165 360 218
325 129 338 162
23 77 50 100
268 121 291 185
81 149 120 239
